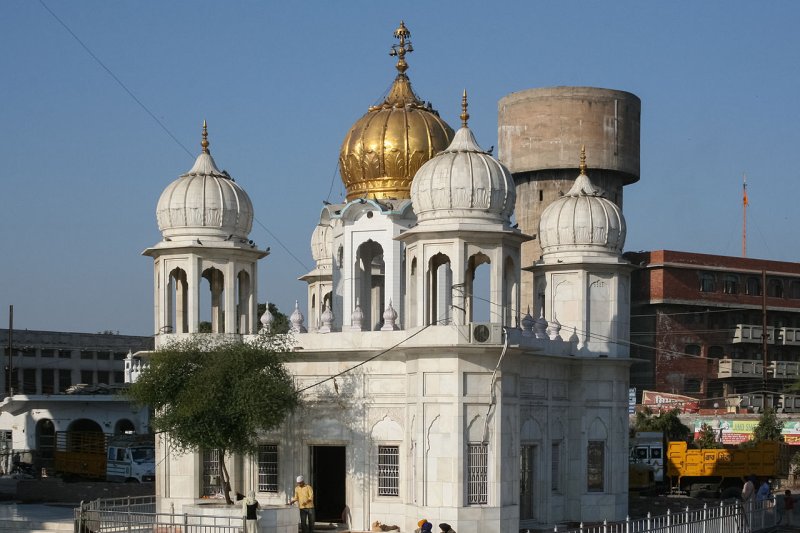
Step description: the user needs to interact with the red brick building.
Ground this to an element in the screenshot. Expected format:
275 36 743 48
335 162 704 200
624 250 800 412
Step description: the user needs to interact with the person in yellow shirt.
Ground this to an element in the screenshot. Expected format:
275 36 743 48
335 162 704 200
290 475 314 533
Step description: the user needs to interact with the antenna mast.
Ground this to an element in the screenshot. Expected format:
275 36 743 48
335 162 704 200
742 173 748 257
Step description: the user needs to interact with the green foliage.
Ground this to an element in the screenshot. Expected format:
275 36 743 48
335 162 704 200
752 407 784 443
632 408 691 442
695 423 723 449
257 302 290 334
129 334 298 457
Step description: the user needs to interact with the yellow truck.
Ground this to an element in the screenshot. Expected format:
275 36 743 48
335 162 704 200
666 440 793 499
53 431 155 483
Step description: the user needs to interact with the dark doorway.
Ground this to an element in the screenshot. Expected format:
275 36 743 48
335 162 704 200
311 445 346 522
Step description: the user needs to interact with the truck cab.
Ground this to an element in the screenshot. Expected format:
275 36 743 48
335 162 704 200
106 440 155 483
630 431 665 483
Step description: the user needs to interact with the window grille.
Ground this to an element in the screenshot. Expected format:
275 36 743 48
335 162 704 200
551 442 560 492
587 440 605 492
257 444 278 492
377 445 399 496
201 448 221 497
467 443 488 505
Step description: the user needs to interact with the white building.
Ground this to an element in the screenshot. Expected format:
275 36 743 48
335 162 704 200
145 24 633 532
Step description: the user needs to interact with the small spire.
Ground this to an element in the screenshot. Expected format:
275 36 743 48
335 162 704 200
460 89 470 128
579 145 587 175
201 120 210 154
389 21 413 75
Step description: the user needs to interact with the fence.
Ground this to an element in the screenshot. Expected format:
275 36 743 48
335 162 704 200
74 495 246 533
554 499 780 533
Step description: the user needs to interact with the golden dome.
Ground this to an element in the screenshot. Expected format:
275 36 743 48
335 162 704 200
339 22 454 202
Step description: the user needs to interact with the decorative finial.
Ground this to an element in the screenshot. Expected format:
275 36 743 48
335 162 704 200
201 120 210 154
579 145 587 175
389 21 413 75
460 89 469 128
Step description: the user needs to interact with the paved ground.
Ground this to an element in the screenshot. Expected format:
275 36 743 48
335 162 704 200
0 501 74 524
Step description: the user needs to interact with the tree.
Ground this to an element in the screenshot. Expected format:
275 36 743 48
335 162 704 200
632 407 692 442
752 407 784 443
695 423 723 449
128 334 298 504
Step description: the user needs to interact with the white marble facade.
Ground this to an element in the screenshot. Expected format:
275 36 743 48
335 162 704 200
146 38 632 531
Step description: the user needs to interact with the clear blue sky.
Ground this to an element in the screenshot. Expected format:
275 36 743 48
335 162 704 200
2 1 798 336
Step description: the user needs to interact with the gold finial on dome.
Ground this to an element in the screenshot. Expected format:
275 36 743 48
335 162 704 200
338 23 455 202
389 21 413 75
201 120 210 154
460 89 470 128
579 145 587 175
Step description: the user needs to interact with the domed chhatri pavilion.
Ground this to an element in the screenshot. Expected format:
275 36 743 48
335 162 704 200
145 23 633 533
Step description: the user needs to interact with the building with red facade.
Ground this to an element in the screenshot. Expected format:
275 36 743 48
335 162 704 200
625 250 800 412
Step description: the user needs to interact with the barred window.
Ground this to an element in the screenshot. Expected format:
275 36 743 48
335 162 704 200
551 441 560 492
587 440 605 492
377 445 399 496
258 444 278 493
467 443 488 505
202 448 221 497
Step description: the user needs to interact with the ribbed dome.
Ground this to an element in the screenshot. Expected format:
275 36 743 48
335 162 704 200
310 222 333 266
338 22 454 202
538 159 626 255
411 95 515 225
156 125 254 240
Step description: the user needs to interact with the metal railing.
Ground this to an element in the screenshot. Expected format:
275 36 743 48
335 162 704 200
74 495 246 533
554 500 779 533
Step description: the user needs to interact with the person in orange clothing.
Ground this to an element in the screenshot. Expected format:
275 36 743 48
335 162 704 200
290 475 315 533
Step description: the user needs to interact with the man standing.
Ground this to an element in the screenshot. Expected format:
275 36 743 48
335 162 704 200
291 475 315 533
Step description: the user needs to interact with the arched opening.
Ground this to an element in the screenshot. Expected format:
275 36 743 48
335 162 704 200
237 270 251 334
355 240 385 331
427 253 452 325
36 419 55 469
311 294 317 330
201 267 225 333
769 278 784 298
504 256 518 326
168 268 188 333
466 253 491 323
408 257 418 328
114 419 136 435
68 419 103 433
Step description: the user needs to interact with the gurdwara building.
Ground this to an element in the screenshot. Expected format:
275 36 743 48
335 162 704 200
142 23 634 532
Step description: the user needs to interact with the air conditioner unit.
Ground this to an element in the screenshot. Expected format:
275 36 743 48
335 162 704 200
470 323 504 344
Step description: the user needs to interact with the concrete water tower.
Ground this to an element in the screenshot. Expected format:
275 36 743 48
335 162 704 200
498 86 641 310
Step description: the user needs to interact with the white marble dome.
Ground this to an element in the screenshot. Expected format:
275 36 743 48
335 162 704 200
538 165 626 255
411 124 515 225
156 130 254 240
310 222 333 267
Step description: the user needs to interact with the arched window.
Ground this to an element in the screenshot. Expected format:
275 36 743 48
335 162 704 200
168 268 188 333
768 278 784 298
466 253 491 323
746 277 761 296
427 253 452 325
723 275 738 295
791 281 800 299
685 344 701 357
684 378 701 394
408 257 418 328
699 273 715 293
201 267 225 333
355 240 385 330
503 256 518 326
708 346 725 358
236 270 251 333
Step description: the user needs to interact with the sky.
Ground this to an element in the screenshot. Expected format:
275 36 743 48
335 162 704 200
1 1 798 336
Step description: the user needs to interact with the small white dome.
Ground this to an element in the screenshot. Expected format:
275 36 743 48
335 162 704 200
156 126 254 240
310 222 333 267
538 163 626 255
411 124 515 225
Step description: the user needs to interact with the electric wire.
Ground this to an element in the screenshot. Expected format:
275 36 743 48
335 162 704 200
38 0 194 159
